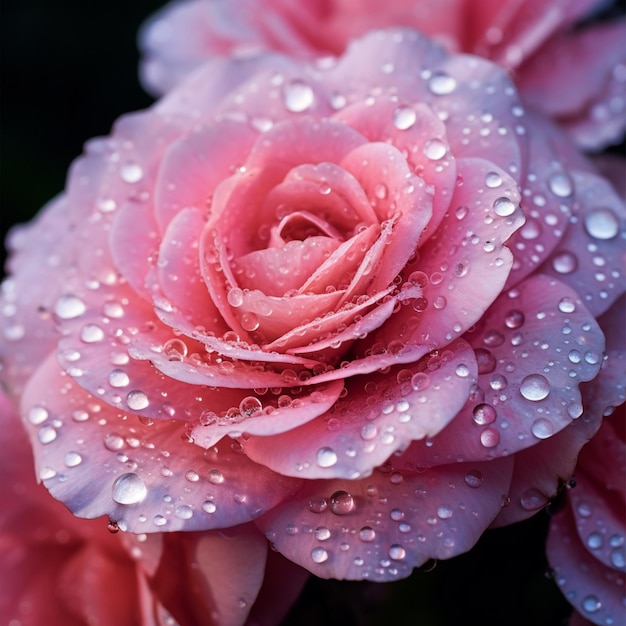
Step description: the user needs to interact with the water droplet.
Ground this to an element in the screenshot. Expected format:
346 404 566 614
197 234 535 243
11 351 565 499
423 139 447 160
283 79 314 112
389 544 406 560
112 473 147 504
54 294 86 319
121 163 143 183
202 501 217 514
239 396 262 417
485 172 503 188
493 197 516 217
208 469 224 484
359 526 376 542
455 363 470 378
153 515 167 527
109 369 130 388
504 310 524 329
330 490 355 515
227 288 244 308
126 390 149 410
311 547 328 563
316 447 338 468
28 406 49 425
315 526 331 541
464 470 483 488
581 595 601 613
164 338 188 360
428 71 457 95
393 106 416 130
475 349 496 374
584 208 619 240
548 172 573 198
361 423 378 440
520 488 548 510
558 297 576 314
437 505 453 519
241 312 260 332
175 505 193 520
552 251 577 274
38 425 57 444
586 532 603 550
64 451 83 467
520 374 550 401
411 372 430 391
80 324 105 343
473 404 497 425
307 497 328 513
480 427 500 448
531 418 554 439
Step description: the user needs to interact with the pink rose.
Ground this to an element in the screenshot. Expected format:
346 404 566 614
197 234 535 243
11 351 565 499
1 27 624 594
0 391 308 625
139 0 626 150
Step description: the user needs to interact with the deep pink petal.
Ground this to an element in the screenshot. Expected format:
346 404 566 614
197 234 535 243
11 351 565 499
243 339 476 479
255 455 513 581
20 356 301 532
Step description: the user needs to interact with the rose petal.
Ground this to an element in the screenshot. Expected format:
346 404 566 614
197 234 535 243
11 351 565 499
21 355 301 532
406 274 605 466
243 339 476 479
255 455 513 581
547 503 625 626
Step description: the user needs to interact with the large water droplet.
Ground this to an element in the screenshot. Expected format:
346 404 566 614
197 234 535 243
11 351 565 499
423 139 447 160
28 406 49 425
520 374 550 401
530 418 554 439
389 544 406 560
112 473 147 504
393 105 417 130
581 595 601 613
311 547 329 563
359 526 376 542
64 451 83 467
330 490 355 515
584 208 619 240
464 469 483 488
126 390 149 410
54 295 86 319
109 369 130 388
520 488 548 510
316 447 338 468
120 163 143 183
548 172 573 198
283 79 315 112
493 197 516 217
428 71 457 95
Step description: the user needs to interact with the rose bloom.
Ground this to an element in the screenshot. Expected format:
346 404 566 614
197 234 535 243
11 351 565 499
138 0 626 150
1 25 625 622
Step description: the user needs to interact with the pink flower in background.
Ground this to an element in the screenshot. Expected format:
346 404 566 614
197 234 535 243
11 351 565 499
547 400 625 626
0 391 308 626
1 25 624 596
139 0 626 150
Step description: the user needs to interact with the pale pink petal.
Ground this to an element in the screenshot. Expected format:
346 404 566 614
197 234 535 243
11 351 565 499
255 455 513 581
361 156 523 354
540 170 626 317
547 503 625 626
405 274 605 466
21 356 301 532
243 339 476 479
190 378 345 447
334 97 451 241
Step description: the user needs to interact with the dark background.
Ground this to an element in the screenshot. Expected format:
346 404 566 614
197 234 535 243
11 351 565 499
1 1 622 624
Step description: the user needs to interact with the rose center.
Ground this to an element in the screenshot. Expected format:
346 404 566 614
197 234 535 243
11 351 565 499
271 210 343 247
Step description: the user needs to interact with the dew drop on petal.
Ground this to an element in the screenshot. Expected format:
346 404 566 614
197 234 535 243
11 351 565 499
480 427 500 448
38 426 57 444
315 526 331 541
584 208 619 240
64 451 83 467
530 418 554 439
552 251 578 274
485 172 503 188
80 324 105 343
54 295 86 319
493 197 516 216
464 470 483 488
208 469 224 484
283 79 314 112
359 526 376 542
316 447 338 468
175 505 193 520
28 406 49 425
423 139 447 160
558 297 576 314
548 172 573 198
120 163 143 183
227 288 244 308
330 490 355 515
581 595 601 614
428 71 457 95
109 369 130 388
307 498 328 513
393 106 416 130
126 390 149 410
473 403 497 425
311 547 329 563
520 488 548 511
389 544 406 560
112 473 147 504
520 374 550 401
